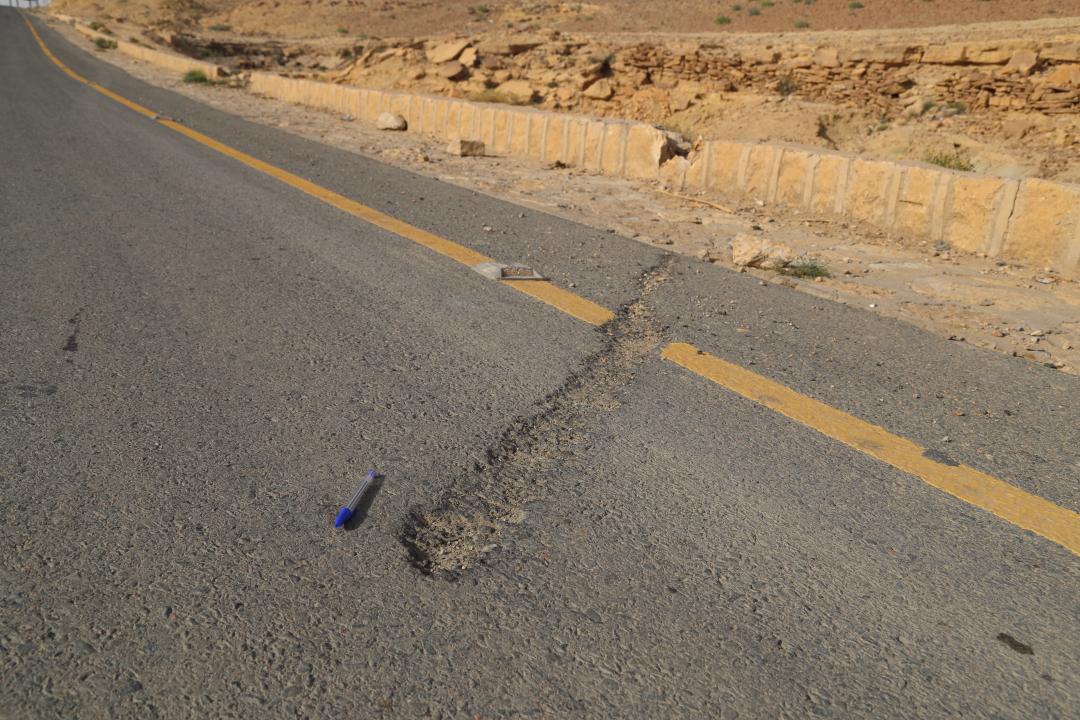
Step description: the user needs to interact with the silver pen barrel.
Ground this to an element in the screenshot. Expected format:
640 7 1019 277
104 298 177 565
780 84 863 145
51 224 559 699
346 470 377 512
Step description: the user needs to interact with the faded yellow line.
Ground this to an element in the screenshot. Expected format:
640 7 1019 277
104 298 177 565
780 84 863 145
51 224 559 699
25 15 611 326
662 342 1080 557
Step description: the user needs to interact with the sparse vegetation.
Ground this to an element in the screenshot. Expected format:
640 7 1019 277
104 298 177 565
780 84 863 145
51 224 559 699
794 19 810 28
715 15 732 25
88 21 104 30
777 75 798 95
848 1 864 9
93 37 117 50
209 23 231 31
945 100 967 114
732 3 742 10
925 150 975 172
748 6 761 16
778 260 830 279
336 27 349 34
182 69 209 83
468 4 491 16
921 99 938 114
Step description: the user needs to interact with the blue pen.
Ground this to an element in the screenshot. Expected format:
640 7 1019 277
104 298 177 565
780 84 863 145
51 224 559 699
334 469 377 528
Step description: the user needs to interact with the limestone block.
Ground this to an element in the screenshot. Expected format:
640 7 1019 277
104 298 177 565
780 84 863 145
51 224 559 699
943 175 1007 253
1002 179 1080 274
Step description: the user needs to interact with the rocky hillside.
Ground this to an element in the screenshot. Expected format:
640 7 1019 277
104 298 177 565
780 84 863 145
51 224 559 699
49 0 1080 38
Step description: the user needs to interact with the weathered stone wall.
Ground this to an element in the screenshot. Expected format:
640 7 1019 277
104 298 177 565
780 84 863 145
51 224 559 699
621 38 1080 115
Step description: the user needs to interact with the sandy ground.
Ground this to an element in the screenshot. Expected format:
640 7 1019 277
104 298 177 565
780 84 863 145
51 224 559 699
47 17 1080 375
50 0 1080 38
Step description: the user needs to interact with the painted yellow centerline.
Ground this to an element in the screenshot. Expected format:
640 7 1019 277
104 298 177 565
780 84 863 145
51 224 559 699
663 342 1080 556
26 15 1079 557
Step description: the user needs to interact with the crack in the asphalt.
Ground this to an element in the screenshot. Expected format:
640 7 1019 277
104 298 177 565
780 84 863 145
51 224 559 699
401 256 674 576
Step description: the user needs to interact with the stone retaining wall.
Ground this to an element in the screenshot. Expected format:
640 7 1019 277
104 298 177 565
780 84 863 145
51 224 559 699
75 24 227 80
249 71 1080 276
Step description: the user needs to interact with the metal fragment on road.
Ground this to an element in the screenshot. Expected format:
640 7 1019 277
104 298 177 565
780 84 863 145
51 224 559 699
471 262 546 281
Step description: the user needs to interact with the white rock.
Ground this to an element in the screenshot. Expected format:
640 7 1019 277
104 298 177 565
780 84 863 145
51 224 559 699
376 112 407 131
729 234 792 269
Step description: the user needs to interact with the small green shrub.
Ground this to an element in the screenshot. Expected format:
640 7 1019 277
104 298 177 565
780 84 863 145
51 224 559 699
762 0 774 6
794 19 810 28
748 7 761 16
732 3 742 10
336 27 349 34
778 260 830 278
848 1 864 8
777 75 798 95
93 37 116 50
925 150 975 172
182 69 209 84
921 99 937 114
88 21 104 30
945 100 967 114
715 15 732 25
209 23 231 31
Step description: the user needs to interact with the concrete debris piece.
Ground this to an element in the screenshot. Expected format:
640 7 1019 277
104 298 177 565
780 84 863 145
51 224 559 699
447 139 486 157
471 262 545 280
500 264 545 280
376 112 408 131
427 40 470 64
730 234 793 269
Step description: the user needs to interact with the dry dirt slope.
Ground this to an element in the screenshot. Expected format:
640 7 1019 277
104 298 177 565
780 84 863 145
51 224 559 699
49 0 1080 38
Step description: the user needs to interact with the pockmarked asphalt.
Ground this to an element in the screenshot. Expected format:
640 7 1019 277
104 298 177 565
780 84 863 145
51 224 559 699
3 9 1079 717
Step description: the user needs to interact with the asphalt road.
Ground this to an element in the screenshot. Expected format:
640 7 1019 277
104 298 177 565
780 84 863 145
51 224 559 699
2 9 1079 718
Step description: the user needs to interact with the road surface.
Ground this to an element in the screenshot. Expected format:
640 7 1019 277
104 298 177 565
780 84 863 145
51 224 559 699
2 9 1078 718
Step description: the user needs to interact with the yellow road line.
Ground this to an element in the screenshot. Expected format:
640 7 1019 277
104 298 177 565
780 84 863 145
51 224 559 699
662 342 1080 557
24 16 610 326
26 16 1080 556
503 280 614 326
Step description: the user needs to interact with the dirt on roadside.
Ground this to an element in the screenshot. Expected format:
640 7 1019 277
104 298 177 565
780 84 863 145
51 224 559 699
44 16 1080 376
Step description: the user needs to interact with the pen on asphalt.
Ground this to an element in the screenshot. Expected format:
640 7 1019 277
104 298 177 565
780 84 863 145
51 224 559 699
334 469 377 528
